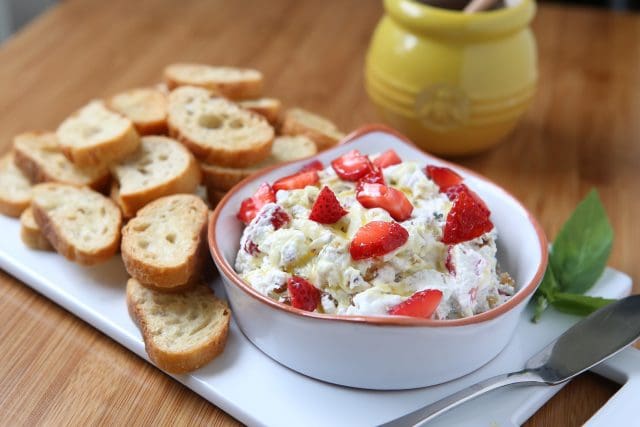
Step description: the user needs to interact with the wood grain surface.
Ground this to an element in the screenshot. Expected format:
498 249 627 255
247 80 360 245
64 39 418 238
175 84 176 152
0 0 637 425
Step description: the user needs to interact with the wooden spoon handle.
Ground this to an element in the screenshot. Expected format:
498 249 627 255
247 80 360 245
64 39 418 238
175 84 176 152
463 0 500 13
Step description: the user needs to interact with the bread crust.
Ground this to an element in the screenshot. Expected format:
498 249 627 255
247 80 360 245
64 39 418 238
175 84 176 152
126 279 230 374
31 183 122 265
238 98 282 125
107 88 168 136
167 86 274 168
121 194 209 289
200 135 317 191
281 108 344 151
111 136 202 218
20 207 53 251
56 101 141 167
164 63 263 100
13 131 111 193
0 152 32 218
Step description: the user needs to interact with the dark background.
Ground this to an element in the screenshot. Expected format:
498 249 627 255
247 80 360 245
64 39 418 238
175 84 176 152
542 0 640 10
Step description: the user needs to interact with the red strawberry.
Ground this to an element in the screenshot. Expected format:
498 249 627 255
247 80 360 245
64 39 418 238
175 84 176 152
244 240 260 255
373 149 401 169
309 186 348 224
388 289 443 318
236 183 276 224
426 165 463 192
445 184 489 209
299 159 324 173
288 276 321 311
331 150 374 181
269 205 290 229
273 170 319 191
442 186 493 244
350 221 409 260
356 183 413 221
357 166 385 189
445 246 455 274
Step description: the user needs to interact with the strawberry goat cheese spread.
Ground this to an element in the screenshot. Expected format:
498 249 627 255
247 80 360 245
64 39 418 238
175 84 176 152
234 149 515 319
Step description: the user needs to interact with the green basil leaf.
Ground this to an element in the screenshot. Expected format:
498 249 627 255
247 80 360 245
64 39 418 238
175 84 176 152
538 263 559 297
532 293 550 323
549 190 613 294
550 292 615 317
532 265 558 322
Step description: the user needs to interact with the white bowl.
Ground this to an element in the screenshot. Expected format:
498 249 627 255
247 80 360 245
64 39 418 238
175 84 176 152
209 124 547 390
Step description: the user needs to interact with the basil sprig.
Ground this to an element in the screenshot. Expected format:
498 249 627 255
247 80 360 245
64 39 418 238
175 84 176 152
532 190 615 322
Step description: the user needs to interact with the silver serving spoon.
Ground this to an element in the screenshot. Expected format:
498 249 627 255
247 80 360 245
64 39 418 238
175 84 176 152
382 294 640 427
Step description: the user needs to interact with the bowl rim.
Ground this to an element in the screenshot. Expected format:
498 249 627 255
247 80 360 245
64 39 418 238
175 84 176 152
208 124 548 327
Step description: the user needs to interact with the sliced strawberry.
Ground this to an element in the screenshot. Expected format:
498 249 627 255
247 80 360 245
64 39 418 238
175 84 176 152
236 183 276 224
373 149 401 169
244 240 260 255
299 159 324 173
445 246 455 274
442 186 493 244
331 150 374 181
288 276 321 311
356 183 413 221
273 170 319 191
269 205 290 229
445 184 489 209
426 165 463 192
309 186 348 224
388 289 443 318
357 166 385 189
350 221 409 260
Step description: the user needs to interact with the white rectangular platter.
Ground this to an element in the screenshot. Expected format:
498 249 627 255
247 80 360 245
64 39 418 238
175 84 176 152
0 215 637 426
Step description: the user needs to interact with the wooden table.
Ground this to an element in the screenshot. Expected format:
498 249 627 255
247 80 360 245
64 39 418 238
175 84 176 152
0 0 637 425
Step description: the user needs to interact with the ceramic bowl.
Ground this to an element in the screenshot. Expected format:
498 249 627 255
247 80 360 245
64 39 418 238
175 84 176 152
208 124 547 390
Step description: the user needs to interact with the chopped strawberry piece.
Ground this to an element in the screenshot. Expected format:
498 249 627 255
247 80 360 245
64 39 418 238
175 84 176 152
309 186 348 224
445 184 489 209
445 246 455 274
299 159 324 173
356 183 413 221
244 240 260 255
445 183 465 201
350 221 409 260
273 170 319 191
331 150 374 181
236 183 276 224
269 205 290 229
388 289 443 318
357 166 385 189
426 165 463 192
373 149 402 169
288 276 321 311
442 186 493 244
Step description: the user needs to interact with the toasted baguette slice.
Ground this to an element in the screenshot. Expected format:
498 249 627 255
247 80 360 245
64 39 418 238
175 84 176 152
121 194 209 289
281 108 345 151
108 88 168 135
238 98 281 125
31 183 122 265
167 86 274 167
56 100 141 167
110 136 201 218
20 207 53 251
0 152 32 217
126 278 230 374
201 135 317 191
13 131 110 192
164 63 263 100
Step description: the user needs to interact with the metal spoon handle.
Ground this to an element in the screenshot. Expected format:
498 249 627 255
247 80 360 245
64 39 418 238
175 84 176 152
380 370 544 427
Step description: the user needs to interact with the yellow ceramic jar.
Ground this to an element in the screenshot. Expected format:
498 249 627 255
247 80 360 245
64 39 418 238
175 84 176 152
365 0 537 156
